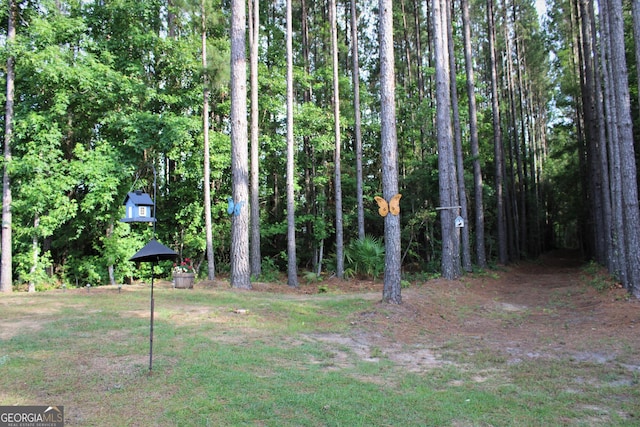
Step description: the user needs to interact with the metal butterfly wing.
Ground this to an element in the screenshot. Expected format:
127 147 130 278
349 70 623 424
389 193 402 215
374 193 402 217
374 196 389 217
227 197 235 215
227 197 245 217
233 201 245 216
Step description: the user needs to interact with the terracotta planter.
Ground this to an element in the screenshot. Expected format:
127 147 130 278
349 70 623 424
173 272 195 289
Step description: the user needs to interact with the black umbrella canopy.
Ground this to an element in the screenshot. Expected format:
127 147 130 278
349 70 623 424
130 238 178 263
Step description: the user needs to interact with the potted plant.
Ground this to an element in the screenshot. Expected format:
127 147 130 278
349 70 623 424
173 258 196 289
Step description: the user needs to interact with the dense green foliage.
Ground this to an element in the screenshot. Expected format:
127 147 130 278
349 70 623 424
1 0 638 289
2 0 232 286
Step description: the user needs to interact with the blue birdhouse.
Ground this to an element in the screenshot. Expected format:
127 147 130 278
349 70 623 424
121 190 156 223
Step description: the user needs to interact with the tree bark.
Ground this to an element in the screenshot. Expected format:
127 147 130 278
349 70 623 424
487 0 508 264
603 0 640 297
29 217 40 293
399 0 414 89
330 0 344 279
300 0 317 273
202 0 216 280
434 0 461 279
446 2 471 273
512 2 535 257
579 0 605 263
379 0 401 303
286 0 298 287
632 0 640 107
504 5 523 259
1 0 16 293
249 0 261 278
591 0 613 272
351 0 365 241
107 222 116 287
462 0 486 268
230 0 250 289
599 0 625 284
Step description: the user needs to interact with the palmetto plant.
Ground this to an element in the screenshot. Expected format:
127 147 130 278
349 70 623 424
344 235 385 279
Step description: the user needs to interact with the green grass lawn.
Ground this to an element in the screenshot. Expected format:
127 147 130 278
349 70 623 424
1 284 638 426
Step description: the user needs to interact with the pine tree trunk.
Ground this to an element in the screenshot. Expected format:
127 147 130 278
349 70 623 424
487 0 508 264
434 0 461 279
230 0 250 289
591 0 614 272
351 0 365 241
605 0 640 297
300 0 317 273
330 0 344 279
632 0 640 107
504 5 523 259
29 217 40 293
249 0 261 278
446 3 471 272
107 223 116 287
286 0 298 287
579 0 605 263
1 0 15 293
600 0 626 284
379 0 401 303
399 0 413 87
462 0 486 268
202 0 216 280
512 4 533 257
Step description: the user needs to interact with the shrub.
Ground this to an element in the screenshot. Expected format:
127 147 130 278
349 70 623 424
344 235 385 279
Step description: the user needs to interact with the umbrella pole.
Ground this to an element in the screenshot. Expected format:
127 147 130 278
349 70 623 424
149 260 155 375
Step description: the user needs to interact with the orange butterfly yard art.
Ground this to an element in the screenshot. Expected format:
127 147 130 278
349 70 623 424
374 193 402 217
